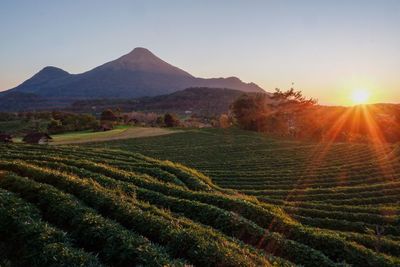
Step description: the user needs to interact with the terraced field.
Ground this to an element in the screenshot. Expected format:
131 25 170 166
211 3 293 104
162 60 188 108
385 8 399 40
90 128 400 263
1 128 399 266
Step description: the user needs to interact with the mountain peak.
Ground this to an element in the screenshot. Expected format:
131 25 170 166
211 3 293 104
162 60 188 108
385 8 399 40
99 47 193 77
128 47 154 56
22 66 70 85
38 66 70 76
120 47 162 63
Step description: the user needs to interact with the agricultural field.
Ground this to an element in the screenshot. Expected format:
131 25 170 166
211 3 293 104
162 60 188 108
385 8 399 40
0 128 399 266
50 126 180 145
90 129 400 261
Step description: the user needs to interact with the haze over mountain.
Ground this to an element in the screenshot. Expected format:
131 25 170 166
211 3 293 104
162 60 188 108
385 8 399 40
1 48 264 103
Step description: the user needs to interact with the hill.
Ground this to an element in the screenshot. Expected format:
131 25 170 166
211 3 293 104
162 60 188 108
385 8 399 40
0 47 264 111
68 87 247 115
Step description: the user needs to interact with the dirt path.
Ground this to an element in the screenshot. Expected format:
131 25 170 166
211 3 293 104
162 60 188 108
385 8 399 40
52 127 182 145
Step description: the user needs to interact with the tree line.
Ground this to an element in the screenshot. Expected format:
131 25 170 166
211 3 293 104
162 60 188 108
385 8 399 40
231 89 400 143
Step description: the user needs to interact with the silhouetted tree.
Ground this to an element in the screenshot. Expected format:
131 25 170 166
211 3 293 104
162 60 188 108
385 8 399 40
230 93 271 131
101 109 118 122
164 113 180 127
156 116 165 126
231 88 318 137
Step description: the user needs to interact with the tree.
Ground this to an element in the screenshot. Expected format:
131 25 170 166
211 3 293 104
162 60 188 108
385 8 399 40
48 112 99 134
164 113 180 127
101 109 118 122
268 88 317 136
230 93 271 131
231 88 318 137
156 116 165 126
47 119 62 134
271 88 317 110
218 114 231 129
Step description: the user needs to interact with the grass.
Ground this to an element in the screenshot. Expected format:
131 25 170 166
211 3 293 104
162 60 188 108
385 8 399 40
10 125 130 144
9 125 181 144
51 126 181 145
51 125 130 143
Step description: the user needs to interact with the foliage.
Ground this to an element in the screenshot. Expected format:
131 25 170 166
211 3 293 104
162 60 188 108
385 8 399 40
231 89 400 143
164 113 180 127
100 109 118 122
48 112 99 134
0 111 100 135
0 188 102 267
231 88 318 136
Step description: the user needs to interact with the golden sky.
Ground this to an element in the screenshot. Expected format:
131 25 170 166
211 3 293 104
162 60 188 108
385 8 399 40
1 1 399 106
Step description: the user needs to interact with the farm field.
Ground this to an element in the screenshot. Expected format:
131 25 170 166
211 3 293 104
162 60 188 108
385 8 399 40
50 126 180 145
0 144 327 267
90 129 400 250
0 129 399 266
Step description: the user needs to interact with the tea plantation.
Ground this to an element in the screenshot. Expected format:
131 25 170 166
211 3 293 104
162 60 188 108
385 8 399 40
91 128 400 266
0 128 399 266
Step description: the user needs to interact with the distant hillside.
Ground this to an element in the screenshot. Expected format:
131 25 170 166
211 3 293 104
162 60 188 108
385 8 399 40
0 47 265 107
68 87 247 115
0 92 52 111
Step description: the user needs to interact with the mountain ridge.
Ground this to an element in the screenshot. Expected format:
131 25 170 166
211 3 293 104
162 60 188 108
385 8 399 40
1 47 265 108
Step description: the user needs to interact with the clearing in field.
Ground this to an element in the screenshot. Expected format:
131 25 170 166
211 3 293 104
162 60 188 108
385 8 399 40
50 126 181 145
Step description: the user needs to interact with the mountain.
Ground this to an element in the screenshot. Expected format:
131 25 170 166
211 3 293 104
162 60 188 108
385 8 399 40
68 87 248 115
15 66 71 92
0 92 51 111
1 47 264 106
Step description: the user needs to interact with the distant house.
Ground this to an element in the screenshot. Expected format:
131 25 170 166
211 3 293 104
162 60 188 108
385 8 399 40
23 132 52 145
0 134 13 143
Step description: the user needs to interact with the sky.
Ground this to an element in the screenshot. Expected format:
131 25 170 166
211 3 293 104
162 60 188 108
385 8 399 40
1 0 399 105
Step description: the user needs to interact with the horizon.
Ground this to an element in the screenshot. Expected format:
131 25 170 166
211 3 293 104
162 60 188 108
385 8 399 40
1 0 400 106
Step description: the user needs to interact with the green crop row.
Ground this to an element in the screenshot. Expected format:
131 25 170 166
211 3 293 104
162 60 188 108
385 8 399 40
0 160 272 267
35 156 399 267
29 158 335 267
283 206 399 231
0 173 184 267
0 187 102 267
240 181 400 197
291 214 399 237
0 139 398 266
326 230 400 258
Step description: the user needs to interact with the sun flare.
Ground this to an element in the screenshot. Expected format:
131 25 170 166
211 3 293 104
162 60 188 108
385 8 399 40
351 89 370 105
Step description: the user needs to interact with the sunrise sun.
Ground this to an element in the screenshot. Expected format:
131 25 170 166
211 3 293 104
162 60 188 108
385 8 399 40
351 89 370 105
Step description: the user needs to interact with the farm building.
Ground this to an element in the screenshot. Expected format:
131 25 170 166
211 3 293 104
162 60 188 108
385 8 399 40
23 132 52 144
0 134 13 143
